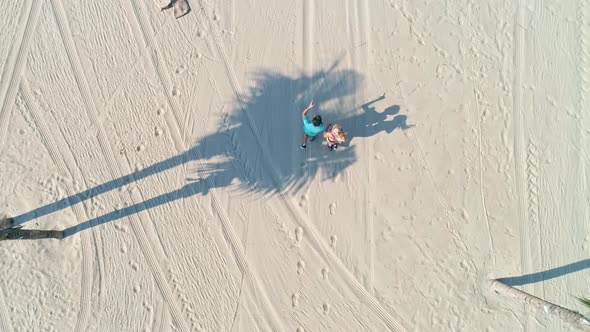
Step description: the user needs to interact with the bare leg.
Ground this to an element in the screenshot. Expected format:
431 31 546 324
302 134 309 146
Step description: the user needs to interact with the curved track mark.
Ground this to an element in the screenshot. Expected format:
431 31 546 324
356 0 375 295
125 1 284 330
0 0 42 157
473 86 497 265
48 1 191 330
20 79 95 332
128 0 187 149
195 1 407 330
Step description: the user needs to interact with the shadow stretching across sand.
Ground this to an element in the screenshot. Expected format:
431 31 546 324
497 259 590 286
9 62 412 239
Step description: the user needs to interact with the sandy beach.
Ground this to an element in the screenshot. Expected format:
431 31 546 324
0 0 589 331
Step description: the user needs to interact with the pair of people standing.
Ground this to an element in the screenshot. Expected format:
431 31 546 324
300 101 346 151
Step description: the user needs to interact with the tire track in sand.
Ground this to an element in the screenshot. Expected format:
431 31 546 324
513 3 541 330
47 1 190 331
579 0 590 190
195 1 407 330
581 0 590 104
303 0 312 76
347 0 375 295
579 0 590 243
302 0 313 207
525 140 543 282
0 286 11 332
125 1 283 330
0 0 42 157
513 0 535 310
357 0 375 295
20 79 95 332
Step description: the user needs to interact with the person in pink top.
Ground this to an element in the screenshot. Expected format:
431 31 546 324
323 123 347 151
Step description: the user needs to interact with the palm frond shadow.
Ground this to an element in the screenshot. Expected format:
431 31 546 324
9 62 410 238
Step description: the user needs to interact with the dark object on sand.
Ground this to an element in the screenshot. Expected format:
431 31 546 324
1 228 64 240
161 0 190 19
0 218 64 241
0 217 15 231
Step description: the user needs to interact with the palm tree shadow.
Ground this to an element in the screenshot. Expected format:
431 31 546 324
221 65 362 194
497 259 590 287
6 61 411 239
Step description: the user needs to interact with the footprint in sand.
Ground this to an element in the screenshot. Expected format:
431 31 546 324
175 64 186 74
297 260 305 275
332 173 341 183
321 268 329 280
329 202 337 215
330 235 337 248
299 195 308 207
291 293 300 307
296 328 305 332
114 223 127 233
322 303 331 315
295 227 303 244
459 259 470 273
154 127 163 137
129 261 139 272
143 302 152 312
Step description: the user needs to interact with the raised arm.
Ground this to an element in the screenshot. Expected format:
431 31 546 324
361 93 386 112
301 101 315 118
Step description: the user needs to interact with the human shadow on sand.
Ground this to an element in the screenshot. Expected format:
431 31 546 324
8 62 412 238
336 94 413 146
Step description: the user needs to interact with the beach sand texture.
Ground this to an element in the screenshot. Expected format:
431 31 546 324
0 0 589 331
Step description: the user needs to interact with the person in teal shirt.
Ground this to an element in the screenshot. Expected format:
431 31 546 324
300 101 327 149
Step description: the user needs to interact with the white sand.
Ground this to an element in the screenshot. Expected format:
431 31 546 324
0 0 589 331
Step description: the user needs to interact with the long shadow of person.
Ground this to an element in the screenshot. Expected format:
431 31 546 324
334 94 413 146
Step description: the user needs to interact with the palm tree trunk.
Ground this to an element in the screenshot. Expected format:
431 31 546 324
490 279 590 331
